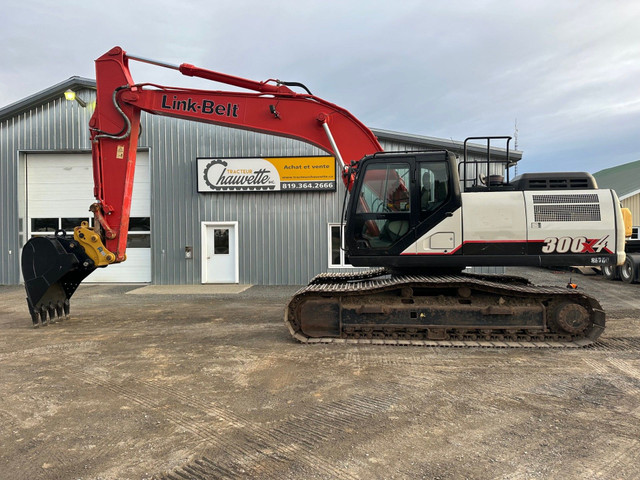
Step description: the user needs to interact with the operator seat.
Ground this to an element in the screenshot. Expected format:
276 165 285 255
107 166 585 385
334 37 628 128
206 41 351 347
420 171 431 211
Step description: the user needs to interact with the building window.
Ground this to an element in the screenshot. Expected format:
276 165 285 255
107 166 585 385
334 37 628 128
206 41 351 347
30 217 89 236
28 217 151 249
328 223 352 268
127 217 151 248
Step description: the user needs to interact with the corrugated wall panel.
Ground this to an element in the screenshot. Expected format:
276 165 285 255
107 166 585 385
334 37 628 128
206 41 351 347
0 89 96 284
141 113 341 285
0 117 15 283
622 194 640 225
2 88 511 286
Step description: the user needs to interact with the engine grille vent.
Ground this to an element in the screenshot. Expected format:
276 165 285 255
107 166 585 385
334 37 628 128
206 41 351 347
534 204 601 222
532 193 601 222
532 194 599 204
526 178 592 189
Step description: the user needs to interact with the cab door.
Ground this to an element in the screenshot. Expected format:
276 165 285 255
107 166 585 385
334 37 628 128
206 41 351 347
410 157 463 255
346 159 417 256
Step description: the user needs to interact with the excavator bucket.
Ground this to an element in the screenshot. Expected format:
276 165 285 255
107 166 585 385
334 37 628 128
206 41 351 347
21 235 96 327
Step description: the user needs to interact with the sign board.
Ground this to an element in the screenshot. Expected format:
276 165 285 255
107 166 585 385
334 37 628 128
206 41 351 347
197 156 336 193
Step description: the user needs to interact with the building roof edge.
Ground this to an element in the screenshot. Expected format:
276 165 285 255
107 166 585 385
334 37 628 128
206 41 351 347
0 77 96 122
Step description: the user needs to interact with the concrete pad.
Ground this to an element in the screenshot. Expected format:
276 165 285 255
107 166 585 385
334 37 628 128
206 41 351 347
126 284 252 295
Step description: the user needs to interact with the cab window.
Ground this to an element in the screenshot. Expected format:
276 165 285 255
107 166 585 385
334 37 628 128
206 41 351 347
356 163 411 213
419 162 449 218
354 163 411 249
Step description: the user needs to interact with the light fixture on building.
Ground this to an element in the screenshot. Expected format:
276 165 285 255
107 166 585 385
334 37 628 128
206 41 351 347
64 89 87 108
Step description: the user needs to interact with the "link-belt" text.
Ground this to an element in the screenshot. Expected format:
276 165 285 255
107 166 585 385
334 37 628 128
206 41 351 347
161 95 239 117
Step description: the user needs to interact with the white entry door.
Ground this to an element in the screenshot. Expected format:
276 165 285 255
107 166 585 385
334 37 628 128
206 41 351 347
202 222 238 283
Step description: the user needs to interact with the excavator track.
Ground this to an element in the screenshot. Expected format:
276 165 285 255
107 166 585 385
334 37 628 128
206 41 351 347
285 271 605 348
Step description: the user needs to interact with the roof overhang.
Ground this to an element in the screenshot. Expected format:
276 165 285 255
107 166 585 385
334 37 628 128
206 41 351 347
371 127 522 161
1 79 523 163
620 188 640 201
0 77 96 122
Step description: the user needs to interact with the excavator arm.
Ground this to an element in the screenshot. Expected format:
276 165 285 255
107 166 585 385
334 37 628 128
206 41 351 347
91 47 381 262
21 46 382 326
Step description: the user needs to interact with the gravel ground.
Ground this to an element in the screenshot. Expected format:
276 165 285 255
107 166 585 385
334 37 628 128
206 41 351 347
0 267 639 480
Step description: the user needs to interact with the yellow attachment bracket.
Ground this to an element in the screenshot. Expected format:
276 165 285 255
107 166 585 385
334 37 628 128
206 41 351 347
73 221 116 267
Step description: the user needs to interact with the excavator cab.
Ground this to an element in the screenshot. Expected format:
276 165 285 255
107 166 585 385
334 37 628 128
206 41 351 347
345 150 461 269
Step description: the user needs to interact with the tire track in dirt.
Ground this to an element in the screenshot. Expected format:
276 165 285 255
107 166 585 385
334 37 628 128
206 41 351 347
69 370 366 480
2 422 130 480
153 382 404 479
583 357 640 398
592 336 640 351
581 357 610 375
606 358 640 379
0 341 101 361
150 379 408 479
0 359 136 480
5 362 217 480
589 439 640 479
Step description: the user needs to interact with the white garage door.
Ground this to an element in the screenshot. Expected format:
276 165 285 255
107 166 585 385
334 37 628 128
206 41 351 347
26 152 151 283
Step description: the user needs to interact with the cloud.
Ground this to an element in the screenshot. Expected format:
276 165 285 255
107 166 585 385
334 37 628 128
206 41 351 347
1 0 639 173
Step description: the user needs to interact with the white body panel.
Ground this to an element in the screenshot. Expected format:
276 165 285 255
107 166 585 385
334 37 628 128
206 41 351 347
524 190 617 240
403 189 625 265
462 192 527 242
409 208 463 255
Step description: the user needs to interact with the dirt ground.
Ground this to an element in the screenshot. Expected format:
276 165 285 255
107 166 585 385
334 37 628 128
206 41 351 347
1 267 639 480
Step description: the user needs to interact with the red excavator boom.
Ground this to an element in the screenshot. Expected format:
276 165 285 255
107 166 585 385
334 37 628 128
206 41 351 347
90 47 382 262
21 46 382 325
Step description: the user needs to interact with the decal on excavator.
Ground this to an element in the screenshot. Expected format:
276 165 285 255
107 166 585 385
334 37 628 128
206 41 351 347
541 235 611 254
161 95 239 117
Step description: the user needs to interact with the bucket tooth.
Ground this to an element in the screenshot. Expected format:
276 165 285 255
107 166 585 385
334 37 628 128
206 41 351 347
48 303 57 324
30 307 41 328
40 305 49 326
55 301 64 322
63 299 70 320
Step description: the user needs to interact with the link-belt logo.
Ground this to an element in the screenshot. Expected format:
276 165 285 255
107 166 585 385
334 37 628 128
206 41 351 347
161 95 239 117
541 235 612 254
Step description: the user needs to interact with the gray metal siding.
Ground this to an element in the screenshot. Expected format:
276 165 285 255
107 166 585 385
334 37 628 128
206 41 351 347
621 194 640 225
141 114 339 285
1 88 504 286
0 90 96 284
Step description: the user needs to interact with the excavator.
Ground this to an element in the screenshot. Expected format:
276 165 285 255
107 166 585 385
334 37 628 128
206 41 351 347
21 46 629 347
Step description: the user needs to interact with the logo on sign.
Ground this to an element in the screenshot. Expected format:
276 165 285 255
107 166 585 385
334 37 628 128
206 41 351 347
202 159 278 191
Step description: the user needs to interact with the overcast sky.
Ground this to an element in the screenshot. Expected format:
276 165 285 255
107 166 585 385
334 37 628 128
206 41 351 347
2 0 639 174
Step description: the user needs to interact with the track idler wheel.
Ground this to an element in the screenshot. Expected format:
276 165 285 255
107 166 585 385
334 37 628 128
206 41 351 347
21 234 95 327
551 301 591 335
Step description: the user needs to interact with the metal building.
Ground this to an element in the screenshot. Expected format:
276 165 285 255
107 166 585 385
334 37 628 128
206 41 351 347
594 160 640 225
0 78 520 286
